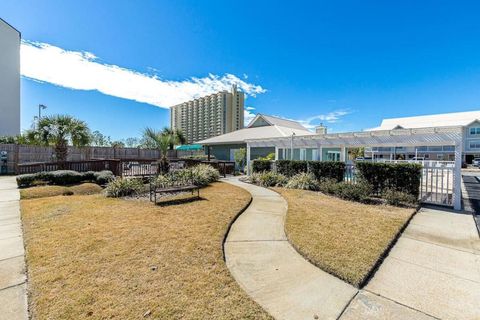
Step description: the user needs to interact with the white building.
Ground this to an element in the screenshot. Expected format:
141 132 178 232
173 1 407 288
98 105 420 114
367 110 480 163
198 114 314 161
170 85 244 144
0 18 20 136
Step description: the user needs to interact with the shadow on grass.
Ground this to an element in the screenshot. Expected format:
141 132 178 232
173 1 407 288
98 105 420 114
155 196 207 207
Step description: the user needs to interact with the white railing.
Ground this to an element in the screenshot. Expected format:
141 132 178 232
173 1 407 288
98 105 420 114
420 165 455 206
373 159 455 168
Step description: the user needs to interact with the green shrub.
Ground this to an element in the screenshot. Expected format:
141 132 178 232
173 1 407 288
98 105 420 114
319 179 372 202
318 178 340 194
308 161 345 182
285 173 320 191
257 171 288 187
276 160 308 177
152 165 219 188
154 171 190 188
104 178 144 197
383 188 418 206
334 182 372 202
188 164 220 186
16 174 37 188
16 170 115 188
356 162 422 197
252 160 272 173
82 171 97 182
44 170 84 185
94 171 114 185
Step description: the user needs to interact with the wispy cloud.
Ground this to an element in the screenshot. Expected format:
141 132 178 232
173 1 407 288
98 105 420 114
244 106 256 126
20 40 266 108
282 110 351 130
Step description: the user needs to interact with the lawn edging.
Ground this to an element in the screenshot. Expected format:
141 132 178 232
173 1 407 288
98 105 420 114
279 188 421 289
357 203 421 288
221 193 253 261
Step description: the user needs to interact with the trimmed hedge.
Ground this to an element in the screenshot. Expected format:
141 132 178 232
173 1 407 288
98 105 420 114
308 161 345 182
276 160 308 177
252 160 272 173
16 170 114 188
356 162 422 197
276 160 345 181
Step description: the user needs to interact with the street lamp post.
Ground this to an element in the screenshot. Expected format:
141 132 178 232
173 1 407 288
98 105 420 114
38 104 47 120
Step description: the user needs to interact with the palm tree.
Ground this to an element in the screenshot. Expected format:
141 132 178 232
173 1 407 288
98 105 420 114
161 127 187 150
37 115 91 162
142 127 173 173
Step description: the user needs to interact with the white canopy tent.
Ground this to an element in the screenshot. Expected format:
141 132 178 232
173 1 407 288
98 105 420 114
245 126 464 210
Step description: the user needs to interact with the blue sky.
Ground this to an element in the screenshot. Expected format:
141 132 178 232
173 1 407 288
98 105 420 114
2 0 480 140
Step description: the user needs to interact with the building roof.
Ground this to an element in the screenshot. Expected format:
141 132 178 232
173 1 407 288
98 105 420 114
247 114 308 130
368 110 480 131
197 115 315 145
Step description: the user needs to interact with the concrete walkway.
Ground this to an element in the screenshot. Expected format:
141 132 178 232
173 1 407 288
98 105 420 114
225 178 480 320
0 176 28 320
224 177 357 320
349 207 480 320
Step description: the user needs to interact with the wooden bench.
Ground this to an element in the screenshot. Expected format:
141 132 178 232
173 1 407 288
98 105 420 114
149 175 199 204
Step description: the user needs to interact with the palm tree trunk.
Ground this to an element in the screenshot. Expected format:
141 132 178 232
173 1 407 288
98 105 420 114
55 139 68 163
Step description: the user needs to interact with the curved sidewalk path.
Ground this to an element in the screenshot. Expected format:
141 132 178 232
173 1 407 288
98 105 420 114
0 176 28 320
223 177 357 320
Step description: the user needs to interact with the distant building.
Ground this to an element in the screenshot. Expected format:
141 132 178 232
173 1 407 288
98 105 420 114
198 114 315 161
170 85 244 144
367 110 480 162
0 18 21 136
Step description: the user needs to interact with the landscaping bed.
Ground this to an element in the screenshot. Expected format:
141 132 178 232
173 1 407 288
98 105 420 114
21 182 271 319
274 187 415 287
20 183 103 199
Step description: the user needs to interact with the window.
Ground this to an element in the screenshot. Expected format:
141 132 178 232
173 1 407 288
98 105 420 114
300 149 307 161
327 151 340 161
470 141 480 149
470 127 480 135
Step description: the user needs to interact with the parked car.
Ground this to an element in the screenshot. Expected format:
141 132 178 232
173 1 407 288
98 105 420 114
472 158 480 167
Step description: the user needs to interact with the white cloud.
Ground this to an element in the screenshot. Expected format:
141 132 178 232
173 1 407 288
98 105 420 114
244 106 256 126
281 110 351 130
20 40 266 108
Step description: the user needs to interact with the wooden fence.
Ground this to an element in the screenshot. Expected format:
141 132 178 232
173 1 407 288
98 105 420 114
17 160 122 176
0 144 203 174
16 158 236 178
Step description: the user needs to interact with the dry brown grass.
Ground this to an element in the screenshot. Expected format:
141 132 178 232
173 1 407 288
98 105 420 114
20 183 103 199
275 188 415 287
21 182 271 320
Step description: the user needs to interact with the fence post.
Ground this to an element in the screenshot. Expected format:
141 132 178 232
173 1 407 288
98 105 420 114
453 141 462 210
14 143 19 175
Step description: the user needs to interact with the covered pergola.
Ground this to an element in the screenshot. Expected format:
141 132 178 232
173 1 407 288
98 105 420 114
245 126 463 210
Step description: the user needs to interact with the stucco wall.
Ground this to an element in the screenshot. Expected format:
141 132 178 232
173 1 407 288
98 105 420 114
0 19 20 136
